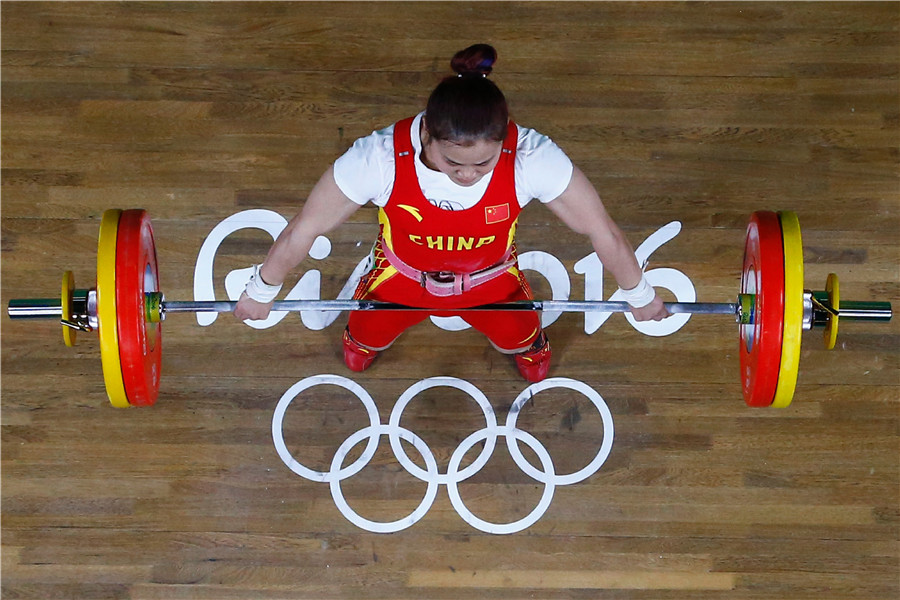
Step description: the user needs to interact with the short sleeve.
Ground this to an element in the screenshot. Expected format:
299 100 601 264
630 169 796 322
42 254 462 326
515 128 575 204
332 125 396 206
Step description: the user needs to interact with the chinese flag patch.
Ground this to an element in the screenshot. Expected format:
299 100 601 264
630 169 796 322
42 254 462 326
485 203 510 225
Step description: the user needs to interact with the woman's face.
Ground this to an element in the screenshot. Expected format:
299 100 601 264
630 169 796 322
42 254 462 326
421 137 503 187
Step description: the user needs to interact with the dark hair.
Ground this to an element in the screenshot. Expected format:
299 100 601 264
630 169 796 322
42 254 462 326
424 44 509 144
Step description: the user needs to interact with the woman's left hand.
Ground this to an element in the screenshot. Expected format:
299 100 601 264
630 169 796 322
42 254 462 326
630 294 670 322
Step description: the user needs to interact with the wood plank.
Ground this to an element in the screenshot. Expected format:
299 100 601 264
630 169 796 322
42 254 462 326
2 2 897 599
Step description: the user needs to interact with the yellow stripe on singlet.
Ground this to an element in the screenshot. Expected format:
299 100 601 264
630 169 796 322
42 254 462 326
366 265 398 294
506 218 518 250
366 208 400 294
378 208 393 248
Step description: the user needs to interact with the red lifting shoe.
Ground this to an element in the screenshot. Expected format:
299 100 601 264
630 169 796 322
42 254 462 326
514 331 551 383
342 328 379 372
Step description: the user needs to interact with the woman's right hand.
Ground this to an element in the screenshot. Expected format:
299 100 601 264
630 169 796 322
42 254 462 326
233 292 274 321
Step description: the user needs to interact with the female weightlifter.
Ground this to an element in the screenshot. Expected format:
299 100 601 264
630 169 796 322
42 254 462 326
233 44 670 382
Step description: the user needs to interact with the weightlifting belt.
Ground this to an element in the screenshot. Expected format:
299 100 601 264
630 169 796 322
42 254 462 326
380 238 516 297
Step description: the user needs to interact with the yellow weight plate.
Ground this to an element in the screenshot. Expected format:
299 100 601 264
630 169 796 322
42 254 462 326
772 211 803 408
824 273 840 350
97 209 130 408
61 270 77 347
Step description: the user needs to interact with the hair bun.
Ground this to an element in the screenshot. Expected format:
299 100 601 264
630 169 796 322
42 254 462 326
450 43 498 76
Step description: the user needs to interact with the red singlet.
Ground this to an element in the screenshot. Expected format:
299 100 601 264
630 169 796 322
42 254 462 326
348 117 541 351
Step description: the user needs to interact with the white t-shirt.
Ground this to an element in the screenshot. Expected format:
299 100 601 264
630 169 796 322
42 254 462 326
333 112 574 211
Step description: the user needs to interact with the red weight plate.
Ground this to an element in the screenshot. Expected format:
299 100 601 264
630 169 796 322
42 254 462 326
115 209 162 406
739 211 785 407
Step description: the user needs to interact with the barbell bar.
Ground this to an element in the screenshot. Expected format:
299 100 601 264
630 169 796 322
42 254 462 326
9 296 891 322
5 208 893 409
8 296 890 323
8 298 742 319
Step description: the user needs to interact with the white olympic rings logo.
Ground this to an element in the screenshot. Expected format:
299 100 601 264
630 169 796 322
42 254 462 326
272 375 614 535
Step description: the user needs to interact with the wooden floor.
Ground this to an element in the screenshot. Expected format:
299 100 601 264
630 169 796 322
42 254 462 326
2 2 898 599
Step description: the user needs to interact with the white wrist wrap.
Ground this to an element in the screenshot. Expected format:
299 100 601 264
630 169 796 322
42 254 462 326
245 264 282 303
619 275 655 309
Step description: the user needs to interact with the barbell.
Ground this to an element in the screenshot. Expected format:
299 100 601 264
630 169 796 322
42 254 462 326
6 209 892 409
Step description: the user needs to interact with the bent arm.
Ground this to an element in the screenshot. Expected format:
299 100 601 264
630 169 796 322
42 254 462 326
258 165 361 286
545 166 668 321
545 166 643 288
233 166 360 320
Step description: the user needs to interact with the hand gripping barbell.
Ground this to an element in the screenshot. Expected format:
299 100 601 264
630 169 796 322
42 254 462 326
6 209 892 409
